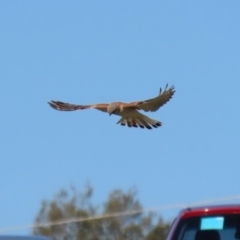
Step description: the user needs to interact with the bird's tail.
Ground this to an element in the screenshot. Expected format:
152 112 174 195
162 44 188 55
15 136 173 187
116 113 162 130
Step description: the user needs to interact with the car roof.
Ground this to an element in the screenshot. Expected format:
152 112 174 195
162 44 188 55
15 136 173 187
178 204 240 219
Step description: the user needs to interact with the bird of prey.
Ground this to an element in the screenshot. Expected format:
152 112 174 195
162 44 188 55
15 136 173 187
48 84 175 130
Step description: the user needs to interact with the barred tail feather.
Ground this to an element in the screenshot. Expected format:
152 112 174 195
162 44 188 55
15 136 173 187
116 114 162 130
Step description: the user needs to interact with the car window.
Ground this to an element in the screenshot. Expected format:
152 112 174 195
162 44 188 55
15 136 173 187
181 227 237 240
172 214 240 240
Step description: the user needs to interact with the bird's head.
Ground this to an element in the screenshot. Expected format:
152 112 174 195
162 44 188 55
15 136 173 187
107 103 119 116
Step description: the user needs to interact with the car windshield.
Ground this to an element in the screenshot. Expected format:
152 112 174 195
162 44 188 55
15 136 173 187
172 214 240 240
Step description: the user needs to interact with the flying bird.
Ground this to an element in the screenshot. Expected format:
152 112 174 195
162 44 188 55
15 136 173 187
48 84 175 130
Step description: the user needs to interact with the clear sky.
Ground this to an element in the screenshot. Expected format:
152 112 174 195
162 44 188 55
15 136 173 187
1 0 240 235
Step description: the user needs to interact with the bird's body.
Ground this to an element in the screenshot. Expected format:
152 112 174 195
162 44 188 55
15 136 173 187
48 84 175 130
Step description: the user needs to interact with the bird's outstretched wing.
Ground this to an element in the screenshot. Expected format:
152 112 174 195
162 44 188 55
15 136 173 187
123 84 175 112
48 101 108 112
48 101 90 111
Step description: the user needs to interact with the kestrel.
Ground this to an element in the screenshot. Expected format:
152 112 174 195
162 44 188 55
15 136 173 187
48 84 175 130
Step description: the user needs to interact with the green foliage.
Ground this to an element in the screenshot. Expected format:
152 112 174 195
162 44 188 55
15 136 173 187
33 185 170 240
146 218 171 240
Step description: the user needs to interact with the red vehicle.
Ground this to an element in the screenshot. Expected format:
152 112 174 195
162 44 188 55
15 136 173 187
166 204 240 240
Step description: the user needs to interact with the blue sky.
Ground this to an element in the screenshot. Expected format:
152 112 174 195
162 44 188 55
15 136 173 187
1 0 240 235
